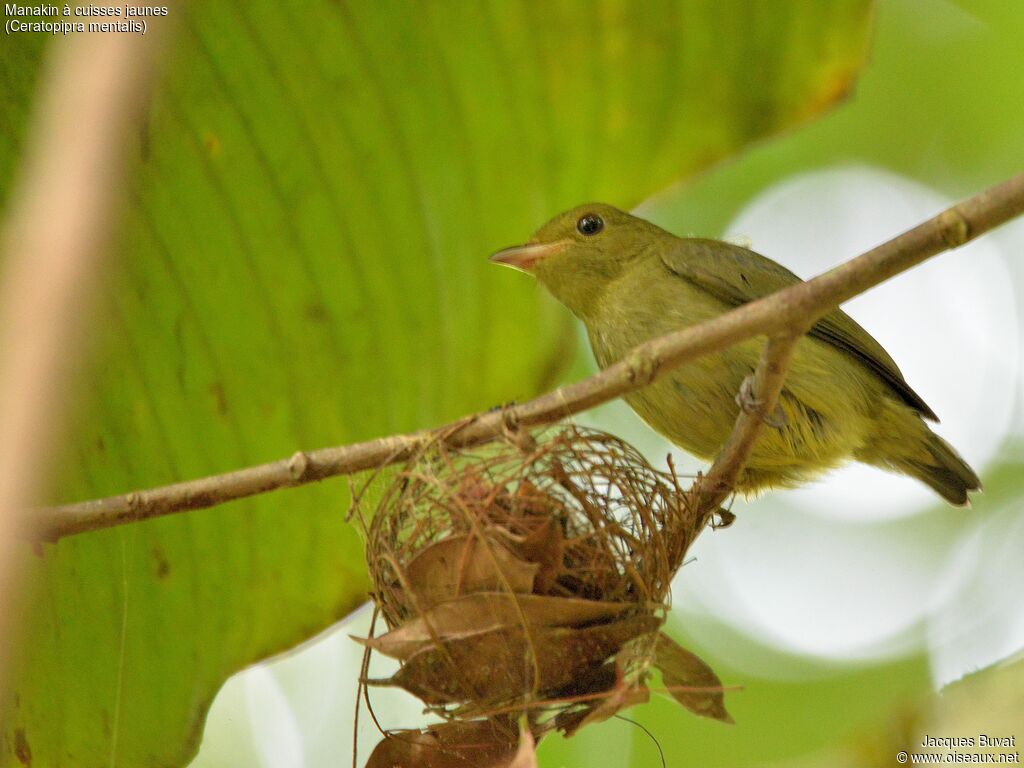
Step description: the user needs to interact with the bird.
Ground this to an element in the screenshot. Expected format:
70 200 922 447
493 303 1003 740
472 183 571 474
490 203 981 506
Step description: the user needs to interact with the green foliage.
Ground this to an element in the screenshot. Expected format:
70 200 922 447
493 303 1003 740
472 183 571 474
538 650 931 767
647 0 1024 233
0 1 873 766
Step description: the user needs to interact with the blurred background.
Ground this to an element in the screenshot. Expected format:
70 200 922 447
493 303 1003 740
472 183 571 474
2 0 1022 767
189 2 1024 766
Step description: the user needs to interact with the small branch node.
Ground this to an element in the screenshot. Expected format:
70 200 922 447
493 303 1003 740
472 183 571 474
501 407 520 434
499 407 537 453
288 451 310 482
938 208 971 248
625 352 659 385
712 508 737 529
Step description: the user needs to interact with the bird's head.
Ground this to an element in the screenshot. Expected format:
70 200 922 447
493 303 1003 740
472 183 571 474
489 203 665 319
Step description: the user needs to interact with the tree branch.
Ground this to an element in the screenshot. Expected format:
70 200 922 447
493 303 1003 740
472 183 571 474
690 330 805 518
33 172 1024 542
0 30 166 678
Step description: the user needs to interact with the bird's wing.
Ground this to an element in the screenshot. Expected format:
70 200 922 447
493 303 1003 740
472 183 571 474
660 238 938 421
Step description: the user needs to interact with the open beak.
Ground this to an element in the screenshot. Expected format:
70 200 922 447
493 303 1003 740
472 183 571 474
488 240 570 273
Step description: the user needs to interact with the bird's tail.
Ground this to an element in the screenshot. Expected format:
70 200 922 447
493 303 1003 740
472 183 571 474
897 431 982 506
858 405 982 507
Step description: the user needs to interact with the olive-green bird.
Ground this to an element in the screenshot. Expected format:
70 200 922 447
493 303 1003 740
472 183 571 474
491 203 981 506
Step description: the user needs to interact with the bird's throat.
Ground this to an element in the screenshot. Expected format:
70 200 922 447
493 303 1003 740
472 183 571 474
537 258 626 323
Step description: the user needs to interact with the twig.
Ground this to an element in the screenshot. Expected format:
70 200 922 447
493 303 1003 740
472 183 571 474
32 172 1024 541
0 32 165 677
690 331 804 518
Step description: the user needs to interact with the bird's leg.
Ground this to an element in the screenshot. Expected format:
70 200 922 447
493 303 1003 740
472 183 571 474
735 375 787 429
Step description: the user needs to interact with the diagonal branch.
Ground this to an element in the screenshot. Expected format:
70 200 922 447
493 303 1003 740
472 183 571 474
690 330 805 520
32 172 1024 542
0 30 166 679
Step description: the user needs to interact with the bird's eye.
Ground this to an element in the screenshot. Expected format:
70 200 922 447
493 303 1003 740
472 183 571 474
576 213 604 236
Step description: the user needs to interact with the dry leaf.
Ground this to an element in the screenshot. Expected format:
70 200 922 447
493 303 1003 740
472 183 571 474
554 645 651 736
514 515 564 593
654 632 732 723
383 614 660 704
357 593 637 661
557 681 650 737
366 719 520 768
453 470 494 508
511 479 562 519
404 534 539 609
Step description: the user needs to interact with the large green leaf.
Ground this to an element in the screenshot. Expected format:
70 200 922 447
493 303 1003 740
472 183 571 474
0 2 873 766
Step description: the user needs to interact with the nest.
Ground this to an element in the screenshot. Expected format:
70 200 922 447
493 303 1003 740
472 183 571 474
353 425 730 766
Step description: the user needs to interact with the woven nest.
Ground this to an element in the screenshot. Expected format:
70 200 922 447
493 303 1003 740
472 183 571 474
354 425 730 766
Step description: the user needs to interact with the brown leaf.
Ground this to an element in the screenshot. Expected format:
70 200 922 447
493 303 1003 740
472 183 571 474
512 479 561 519
453 470 494 507
514 515 564 593
557 681 650 737
555 646 650 737
654 632 732 723
404 534 539 610
382 614 660 704
357 593 637 661
366 719 520 768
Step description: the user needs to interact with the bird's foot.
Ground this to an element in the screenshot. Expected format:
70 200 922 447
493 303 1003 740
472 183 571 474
763 407 787 429
735 375 762 413
735 376 787 428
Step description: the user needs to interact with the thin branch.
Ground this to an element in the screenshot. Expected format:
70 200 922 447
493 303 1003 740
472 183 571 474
691 331 804 517
0 31 166 677
33 172 1024 541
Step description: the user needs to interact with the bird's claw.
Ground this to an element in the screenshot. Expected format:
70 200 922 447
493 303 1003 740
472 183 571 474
762 407 788 429
735 376 787 428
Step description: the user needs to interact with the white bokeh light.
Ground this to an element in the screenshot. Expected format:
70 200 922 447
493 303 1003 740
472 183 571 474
726 166 1019 521
244 667 305 768
190 604 431 768
669 499 961 670
927 503 1024 688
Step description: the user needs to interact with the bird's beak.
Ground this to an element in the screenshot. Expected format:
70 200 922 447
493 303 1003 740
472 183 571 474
488 240 570 273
